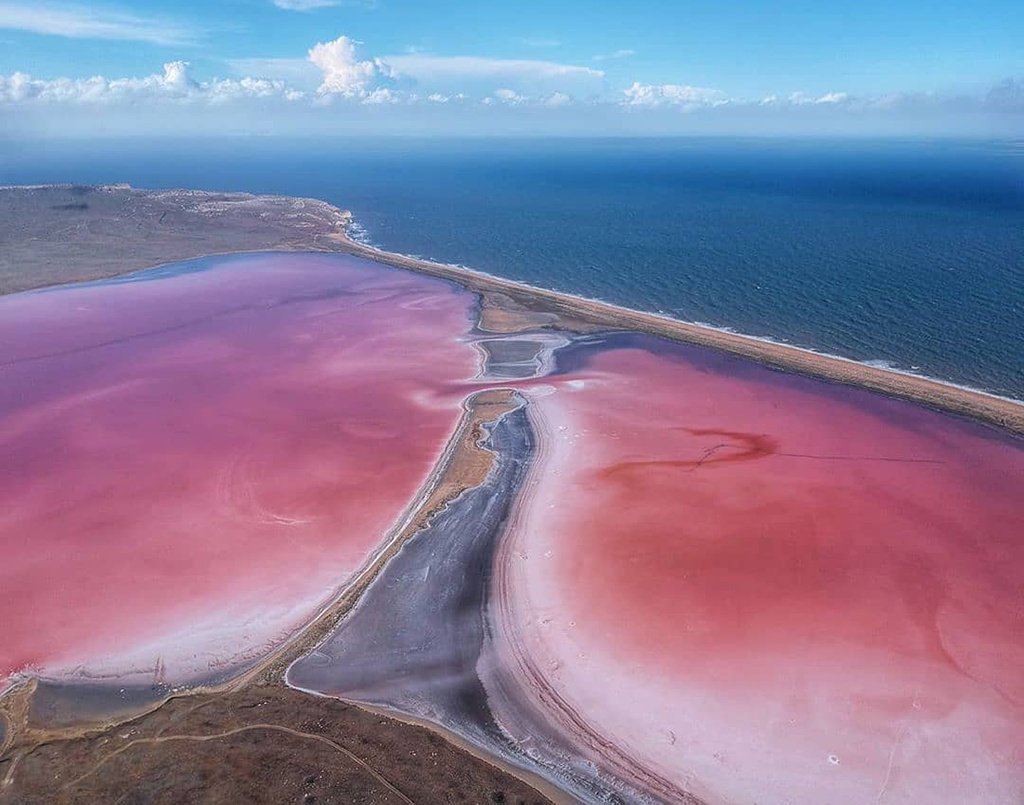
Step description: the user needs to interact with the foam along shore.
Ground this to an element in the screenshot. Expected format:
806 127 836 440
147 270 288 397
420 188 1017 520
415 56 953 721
3 184 1021 434
329 232 1024 436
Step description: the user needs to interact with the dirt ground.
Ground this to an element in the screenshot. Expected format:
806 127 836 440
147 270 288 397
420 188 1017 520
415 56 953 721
0 684 550 805
0 185 350 295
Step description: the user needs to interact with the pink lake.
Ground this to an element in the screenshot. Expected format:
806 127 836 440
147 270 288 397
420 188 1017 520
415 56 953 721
497 336 1024 804
0 253 478 689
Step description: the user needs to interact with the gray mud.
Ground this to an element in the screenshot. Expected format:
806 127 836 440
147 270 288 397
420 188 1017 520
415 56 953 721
27 679 173 730
287 398 647 804
474 333 570 381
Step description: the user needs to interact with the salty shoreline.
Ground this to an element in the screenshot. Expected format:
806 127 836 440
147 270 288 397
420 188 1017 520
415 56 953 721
2 183 1021 434
329 232 1024 435
3 185 1022 803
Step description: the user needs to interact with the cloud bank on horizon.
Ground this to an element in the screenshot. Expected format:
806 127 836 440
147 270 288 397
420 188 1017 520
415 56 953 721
0 0 1021 136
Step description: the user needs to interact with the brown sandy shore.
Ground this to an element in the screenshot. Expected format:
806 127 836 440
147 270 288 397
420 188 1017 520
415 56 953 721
331 230 1024 436
3 183 1021 434
1 385 552 804
1 183 1021 802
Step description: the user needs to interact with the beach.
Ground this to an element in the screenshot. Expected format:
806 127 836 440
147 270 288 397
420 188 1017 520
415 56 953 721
2 185 1022 804
4 184 1020 434
330 229 1024 435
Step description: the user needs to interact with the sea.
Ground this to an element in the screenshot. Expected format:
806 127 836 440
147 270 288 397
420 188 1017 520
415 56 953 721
2 137 1022 399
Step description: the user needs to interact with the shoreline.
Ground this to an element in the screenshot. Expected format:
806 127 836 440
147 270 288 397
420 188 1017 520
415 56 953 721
3 184 1022 803
3 183 1021 434
328 230 1024 436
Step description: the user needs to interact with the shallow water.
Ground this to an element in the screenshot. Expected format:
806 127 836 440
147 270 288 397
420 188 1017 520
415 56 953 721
498 334 1024 803
0 252 478 690
3 248 1022 803
4 137 1022 397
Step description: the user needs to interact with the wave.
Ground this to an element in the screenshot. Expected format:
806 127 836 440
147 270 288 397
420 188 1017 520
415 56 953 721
345 216 1024 409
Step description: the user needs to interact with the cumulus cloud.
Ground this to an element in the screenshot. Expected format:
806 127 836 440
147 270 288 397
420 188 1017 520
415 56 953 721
307 35 392 96
2 37 1021 139
543 91 573 108
481 88 576 108
622 82 730 110
361 87 400 104
0 61 297 105
492 88 526 105
783 90 850 106
228 57 321 88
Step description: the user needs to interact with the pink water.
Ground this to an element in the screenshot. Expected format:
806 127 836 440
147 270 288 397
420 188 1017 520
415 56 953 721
4 254 1023 803
500 340 1024 804
0 253 478 687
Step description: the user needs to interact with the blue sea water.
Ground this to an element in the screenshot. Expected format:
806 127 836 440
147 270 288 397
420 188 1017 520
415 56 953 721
3 137 1022 398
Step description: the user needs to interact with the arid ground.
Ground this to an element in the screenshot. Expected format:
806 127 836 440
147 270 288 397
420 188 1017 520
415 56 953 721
2 186 1021 804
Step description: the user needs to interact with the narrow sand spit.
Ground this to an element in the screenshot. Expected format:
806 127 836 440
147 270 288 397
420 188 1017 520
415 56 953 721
2 186 1022 804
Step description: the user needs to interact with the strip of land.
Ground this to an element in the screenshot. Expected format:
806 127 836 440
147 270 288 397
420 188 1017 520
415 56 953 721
0 184 350 295
2 183 1021 803
330 233 1024 435
0 386 550 804
3 184 1018 433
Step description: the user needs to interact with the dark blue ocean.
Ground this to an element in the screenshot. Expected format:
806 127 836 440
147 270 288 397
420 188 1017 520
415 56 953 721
3 138 1022 398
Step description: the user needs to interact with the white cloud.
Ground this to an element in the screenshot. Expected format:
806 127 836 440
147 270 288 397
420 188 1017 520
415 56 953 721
492 88 525 104
3 42 1019 139
0 61 297 105
361 87 399 104
0 1 194 46
228 57 320 88
228 39 603 101
786 90 850 105
481 88 575 108
815 91 849 104
543 91 573 108
308 35 392 96
594 49 635 61
622 82 730 110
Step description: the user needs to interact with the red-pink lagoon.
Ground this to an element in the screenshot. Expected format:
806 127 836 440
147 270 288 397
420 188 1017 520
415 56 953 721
2 252 1022 804
0 253 478 687
498 337 1024 803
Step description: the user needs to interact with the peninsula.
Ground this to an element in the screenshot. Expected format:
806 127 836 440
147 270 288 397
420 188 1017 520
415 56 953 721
1 185 1022 805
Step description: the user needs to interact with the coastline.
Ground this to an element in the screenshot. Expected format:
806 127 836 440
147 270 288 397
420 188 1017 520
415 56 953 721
328 231 1024 436
3 184 1023 803
2 183 1021 434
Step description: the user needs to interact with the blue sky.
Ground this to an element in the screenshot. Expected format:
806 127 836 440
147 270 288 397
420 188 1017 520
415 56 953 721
1 0 1022 136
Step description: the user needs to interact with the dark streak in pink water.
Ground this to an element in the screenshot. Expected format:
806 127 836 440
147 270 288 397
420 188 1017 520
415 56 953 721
500 341 1024 803
0 253 478 687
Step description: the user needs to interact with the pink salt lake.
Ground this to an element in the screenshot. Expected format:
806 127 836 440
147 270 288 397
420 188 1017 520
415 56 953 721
0 253 478 688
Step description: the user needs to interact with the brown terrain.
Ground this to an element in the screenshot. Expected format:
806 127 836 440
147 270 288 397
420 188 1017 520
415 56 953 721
3 184 1020 432
0 381 548 803
0 184 351 295
2 183 1022 804
1 685 546 805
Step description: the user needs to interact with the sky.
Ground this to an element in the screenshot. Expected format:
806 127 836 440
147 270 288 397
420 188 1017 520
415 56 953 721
0 0 1022 137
